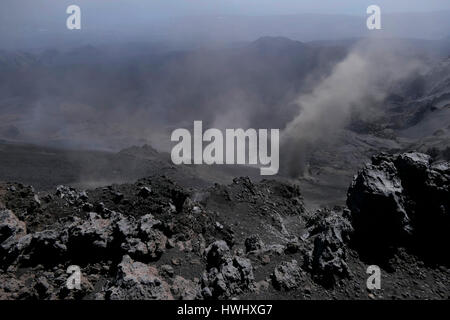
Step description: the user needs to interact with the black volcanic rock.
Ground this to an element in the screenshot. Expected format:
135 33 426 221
201 242 255 299
0 169 449 300
245 235 264 253
0 210 26 244
105 255 173 300
303 209 353 287
272 259 303 291
347 152 450 264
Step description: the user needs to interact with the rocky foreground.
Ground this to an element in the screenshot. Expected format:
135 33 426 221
0 152 448 300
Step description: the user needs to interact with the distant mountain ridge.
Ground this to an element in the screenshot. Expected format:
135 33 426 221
3 11 450 50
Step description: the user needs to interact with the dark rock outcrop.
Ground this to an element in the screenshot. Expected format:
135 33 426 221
272 259 303 291
304 209 353 287
201 240 255 299
347 152 449 264
0 164 448 300
105 255 173 300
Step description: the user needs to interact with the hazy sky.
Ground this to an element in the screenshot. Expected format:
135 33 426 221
3 0 450 21
2 0 450 49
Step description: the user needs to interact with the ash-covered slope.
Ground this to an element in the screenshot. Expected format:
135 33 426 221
0 152 448 300
0 141 261 191
396 58 450 160
0 38 347 151
353 56 450 160
298 55 450 210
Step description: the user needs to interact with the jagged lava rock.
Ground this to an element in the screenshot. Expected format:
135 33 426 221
347 152 449 263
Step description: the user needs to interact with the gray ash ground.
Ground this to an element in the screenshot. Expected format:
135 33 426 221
0 152 449 300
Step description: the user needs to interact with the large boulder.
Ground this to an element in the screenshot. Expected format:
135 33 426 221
271 259 303 291
347 152 449 263
67 213 115 259
137 214 167 260
205 240 232 267
170 276 200 300
303 209 353 287
4 229 67 267
0 210 27 265
0 210 26 244
201 241 255 299
106 255 173 300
